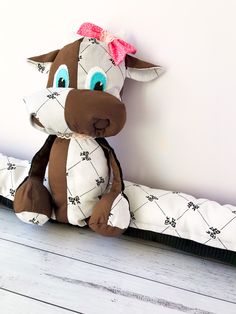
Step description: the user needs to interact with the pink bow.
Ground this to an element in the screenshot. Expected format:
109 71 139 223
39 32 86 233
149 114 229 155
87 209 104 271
77 22 136 65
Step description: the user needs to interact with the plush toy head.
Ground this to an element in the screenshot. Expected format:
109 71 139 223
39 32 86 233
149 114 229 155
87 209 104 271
25 22 163 139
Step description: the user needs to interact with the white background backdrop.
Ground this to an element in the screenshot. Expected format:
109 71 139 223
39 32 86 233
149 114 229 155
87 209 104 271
1 0 236 204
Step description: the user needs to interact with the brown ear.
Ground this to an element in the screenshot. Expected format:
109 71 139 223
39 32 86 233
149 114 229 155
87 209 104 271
125 55 164 82
27 49 60 74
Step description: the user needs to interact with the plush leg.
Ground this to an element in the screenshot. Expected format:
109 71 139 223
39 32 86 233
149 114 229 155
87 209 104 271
14 177 52 226
89 138 131 236
0 153 52 226
13 135 56 226
89 192 130 236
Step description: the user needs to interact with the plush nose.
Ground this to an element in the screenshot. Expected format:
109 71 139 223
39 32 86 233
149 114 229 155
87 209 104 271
94 119 110 130
64 89 126 137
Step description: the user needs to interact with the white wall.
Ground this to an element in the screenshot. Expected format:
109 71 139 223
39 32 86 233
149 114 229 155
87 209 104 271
1 0 236 204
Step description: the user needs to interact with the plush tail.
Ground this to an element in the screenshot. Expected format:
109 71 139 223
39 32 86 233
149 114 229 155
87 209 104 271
0 153 30 207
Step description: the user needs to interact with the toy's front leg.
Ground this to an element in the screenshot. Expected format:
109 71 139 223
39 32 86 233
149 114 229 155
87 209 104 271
14 177 52 225
14 135 56 226
89 191 130 236
89 139 131 236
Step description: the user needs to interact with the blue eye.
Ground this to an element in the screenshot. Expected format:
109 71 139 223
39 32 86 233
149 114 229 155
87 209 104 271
54 65 69 88
90 72 107 91
86 67 107 91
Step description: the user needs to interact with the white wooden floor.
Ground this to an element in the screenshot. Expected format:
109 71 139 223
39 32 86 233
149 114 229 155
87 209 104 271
0 207 236 314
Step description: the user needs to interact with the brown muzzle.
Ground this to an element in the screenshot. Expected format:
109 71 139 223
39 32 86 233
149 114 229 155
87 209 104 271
64 89 126 137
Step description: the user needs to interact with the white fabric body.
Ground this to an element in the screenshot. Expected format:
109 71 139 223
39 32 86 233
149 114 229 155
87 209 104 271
65 137 109 226
1 154 236 251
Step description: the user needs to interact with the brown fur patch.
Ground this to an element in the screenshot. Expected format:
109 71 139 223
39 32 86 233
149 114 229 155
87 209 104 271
28 50 60 63
49 138 70 223
47 39 83 88
125 55 157 68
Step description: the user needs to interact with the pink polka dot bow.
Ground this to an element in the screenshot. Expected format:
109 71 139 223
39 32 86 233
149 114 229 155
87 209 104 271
77 22 136 66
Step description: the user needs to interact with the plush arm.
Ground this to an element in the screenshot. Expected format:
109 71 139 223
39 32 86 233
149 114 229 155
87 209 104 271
13 135 56 225
89 138 131 236
28 135 57 180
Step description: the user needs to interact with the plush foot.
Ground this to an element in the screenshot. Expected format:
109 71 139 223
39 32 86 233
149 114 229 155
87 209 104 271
16 212 49 226
89 192 131 236
14 177 52 226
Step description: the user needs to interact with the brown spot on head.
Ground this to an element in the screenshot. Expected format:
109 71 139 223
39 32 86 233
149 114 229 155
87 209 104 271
47 39 82 88
27 39 82 88
64 89 126 137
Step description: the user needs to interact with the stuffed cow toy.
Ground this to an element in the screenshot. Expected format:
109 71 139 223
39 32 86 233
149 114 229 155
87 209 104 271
1 23 236 263
12 22 163 236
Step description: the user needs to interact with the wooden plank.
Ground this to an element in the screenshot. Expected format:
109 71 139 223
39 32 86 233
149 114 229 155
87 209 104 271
0 288 81 314
0 238 235 314
0 208 235 305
